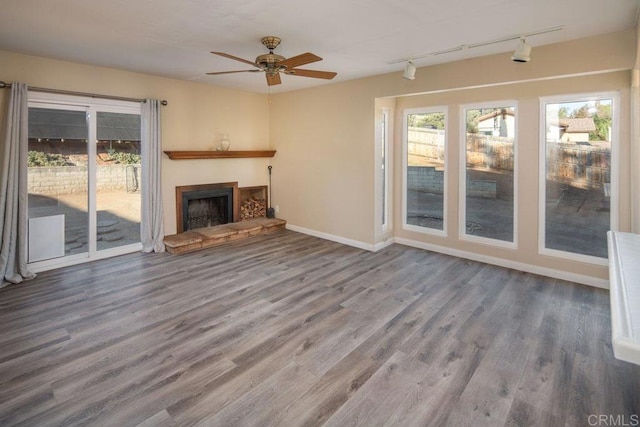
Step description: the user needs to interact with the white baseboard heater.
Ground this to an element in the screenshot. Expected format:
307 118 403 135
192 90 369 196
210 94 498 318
607 231 640 365
28 214 65 263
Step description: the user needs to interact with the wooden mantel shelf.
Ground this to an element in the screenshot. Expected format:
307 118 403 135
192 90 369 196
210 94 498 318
164 150 276 160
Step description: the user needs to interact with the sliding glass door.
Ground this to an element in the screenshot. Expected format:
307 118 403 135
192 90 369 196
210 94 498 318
95 111 141 252
27 106 89 262
27 93 142 269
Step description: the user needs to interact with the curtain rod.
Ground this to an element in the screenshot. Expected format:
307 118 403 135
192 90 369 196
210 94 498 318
0 81 168 105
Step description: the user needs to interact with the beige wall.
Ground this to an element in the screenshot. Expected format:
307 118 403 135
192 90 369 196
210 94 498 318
0 49 270 235
269 83 377 242
270 29 635 282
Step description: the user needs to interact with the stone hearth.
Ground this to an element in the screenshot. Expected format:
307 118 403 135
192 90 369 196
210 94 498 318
163 217 286 254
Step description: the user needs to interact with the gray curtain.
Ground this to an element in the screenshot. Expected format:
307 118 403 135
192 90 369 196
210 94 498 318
0 83 36 286
141 99 165 253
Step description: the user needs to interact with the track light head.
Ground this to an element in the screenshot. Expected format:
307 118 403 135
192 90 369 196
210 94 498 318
403 61 416 80
511 38 531 63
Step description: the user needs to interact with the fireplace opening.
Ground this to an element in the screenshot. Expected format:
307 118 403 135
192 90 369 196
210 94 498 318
184 189 232 231
176 182 239 233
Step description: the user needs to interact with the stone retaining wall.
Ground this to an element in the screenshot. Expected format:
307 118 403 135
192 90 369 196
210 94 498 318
408 166 497 198
28 164 141 195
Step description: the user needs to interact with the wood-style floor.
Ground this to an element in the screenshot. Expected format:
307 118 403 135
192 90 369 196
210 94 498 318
1 230 639 426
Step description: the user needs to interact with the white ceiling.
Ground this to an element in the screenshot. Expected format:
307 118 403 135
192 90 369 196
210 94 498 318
1 0 638 94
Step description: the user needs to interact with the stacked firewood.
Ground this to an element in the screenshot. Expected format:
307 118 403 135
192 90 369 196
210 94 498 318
240 197 267 219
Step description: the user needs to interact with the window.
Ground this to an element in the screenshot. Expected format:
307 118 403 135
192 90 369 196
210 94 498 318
460 102 517 247
403 107 447 235
539 93 618 262
381 109 390 229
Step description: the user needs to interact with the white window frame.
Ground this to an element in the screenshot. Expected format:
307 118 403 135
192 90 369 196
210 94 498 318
402 106 448 237
27 92 142 272
538 91 619 265
459 101 518 249
381 108 391 232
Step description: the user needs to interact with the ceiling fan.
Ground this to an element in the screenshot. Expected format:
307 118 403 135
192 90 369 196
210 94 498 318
207 36 337 86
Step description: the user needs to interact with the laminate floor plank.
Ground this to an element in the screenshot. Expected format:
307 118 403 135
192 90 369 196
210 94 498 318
74 356 236 427
296 291 421 376
379 336 485 426
452 266 520 351
441 272 558 427
406 256 482 295
0 296 241 397
275 350 379 427
168 310 352 426
0 384 58 426
504 399 560 427
322 350 428 427
513 281 579 422
442 326 536 426
0 229 637 426
50 298 273 401
354 258 480 363
195 362 317 427
564 312 640 425
135 409 178 427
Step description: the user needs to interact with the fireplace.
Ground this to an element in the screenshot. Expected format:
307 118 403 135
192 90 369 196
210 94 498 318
176 182 239 233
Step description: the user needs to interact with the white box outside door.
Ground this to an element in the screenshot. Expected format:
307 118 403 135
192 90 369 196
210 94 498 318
28 215 65 262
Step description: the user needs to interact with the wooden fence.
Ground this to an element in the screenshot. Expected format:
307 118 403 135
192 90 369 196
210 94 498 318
408 128 610 189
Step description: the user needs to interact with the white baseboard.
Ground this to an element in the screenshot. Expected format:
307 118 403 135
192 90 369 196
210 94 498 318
283 224 609 289
285 224 378 251
28 243 143 273
374 238 396 252
394 237 609 289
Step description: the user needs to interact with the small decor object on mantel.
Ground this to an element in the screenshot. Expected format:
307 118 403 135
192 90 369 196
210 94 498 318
267 165 275 218
221 134 230 151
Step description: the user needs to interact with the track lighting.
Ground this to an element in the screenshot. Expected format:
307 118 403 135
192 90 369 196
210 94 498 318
403 61 416 80
511 38 531 63
388 26 560 66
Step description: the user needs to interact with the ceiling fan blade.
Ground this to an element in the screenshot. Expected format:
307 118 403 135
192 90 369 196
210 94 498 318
288 69 337 80
279 52 322 69
211 52 257 67
206 70 261 75
266 73 282 86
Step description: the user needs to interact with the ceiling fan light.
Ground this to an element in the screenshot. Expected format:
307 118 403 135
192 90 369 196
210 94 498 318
511 38 531 63
403 61 416 80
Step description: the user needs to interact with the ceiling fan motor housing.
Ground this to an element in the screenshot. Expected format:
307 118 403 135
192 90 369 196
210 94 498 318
255 53 286 71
